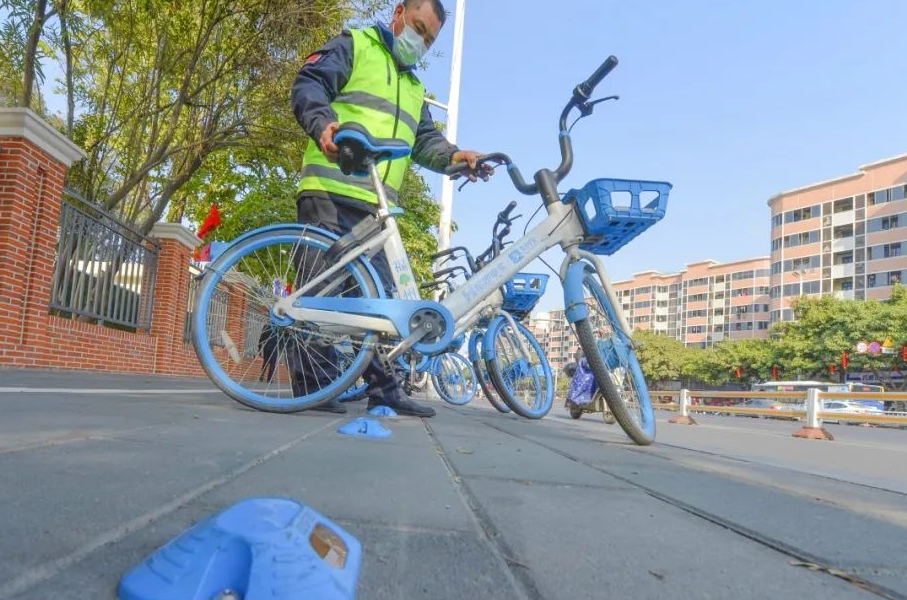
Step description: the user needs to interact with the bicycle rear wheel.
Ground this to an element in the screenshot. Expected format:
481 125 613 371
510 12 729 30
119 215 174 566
468 328 511 413
484 316 553 419
431 352 478 406
571 262 655 445
192 225 381 412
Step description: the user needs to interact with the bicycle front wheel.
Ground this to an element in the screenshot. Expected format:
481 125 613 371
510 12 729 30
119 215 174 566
571 262 655 445
468 328 511 413
192 225 381 412
484 317 554 419
431 352 478 406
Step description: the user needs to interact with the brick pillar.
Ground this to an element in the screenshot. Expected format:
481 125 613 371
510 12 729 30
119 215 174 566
148 223 200 374
0 108 85 366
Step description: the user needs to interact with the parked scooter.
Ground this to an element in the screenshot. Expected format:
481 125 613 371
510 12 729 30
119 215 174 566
562 351 616 424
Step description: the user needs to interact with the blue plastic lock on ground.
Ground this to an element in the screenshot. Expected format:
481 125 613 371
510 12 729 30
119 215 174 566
367 405 398 418
337 417 392 438
118 497 362 600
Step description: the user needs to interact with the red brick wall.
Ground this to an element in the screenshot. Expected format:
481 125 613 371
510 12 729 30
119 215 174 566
0 118 259 378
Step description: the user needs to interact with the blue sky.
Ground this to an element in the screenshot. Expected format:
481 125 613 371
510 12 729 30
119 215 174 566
413 0 907 312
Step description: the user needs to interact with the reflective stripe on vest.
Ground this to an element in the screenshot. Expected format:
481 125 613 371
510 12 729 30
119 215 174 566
298 28 424 205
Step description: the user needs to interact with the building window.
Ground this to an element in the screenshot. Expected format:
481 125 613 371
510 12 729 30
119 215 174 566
890 271 903 286
757 321 769 330
869 189 889 205
772 214 783 228
784 205 819 223
868 213 906 232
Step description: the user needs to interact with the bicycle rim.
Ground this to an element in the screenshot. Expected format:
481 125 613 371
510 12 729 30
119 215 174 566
573 263 655 445
485 317 553 419
468 329 511 413
431 352 477 406
191 225 380 412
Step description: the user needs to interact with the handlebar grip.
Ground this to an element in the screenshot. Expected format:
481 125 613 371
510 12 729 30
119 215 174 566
444 162 470 176
576 56 618 100
497 200 517 221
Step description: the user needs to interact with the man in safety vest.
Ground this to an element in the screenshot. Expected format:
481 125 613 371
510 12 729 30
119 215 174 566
290 0 488 417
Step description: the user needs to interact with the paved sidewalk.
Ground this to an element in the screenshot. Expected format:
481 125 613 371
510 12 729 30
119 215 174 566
1 368 905 599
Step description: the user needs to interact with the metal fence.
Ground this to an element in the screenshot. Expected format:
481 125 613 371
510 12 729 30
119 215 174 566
49 189 160 330
244 304 270 358
183 276 228 347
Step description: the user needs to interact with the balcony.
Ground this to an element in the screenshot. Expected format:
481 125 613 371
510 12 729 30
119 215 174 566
831 210 855 226
832 237 855 252
831 264 855 278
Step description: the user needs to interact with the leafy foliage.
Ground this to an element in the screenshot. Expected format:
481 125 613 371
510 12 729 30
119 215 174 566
633 285 907 390
1 0 450 279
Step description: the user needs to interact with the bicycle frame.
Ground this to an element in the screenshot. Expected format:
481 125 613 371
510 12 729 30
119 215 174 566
273 161 633 359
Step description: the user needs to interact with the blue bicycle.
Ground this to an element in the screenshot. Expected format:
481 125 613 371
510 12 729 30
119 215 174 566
191 56 670 445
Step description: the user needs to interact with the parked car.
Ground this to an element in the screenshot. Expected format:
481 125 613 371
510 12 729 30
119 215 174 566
820 401 884 424
739 398 801 421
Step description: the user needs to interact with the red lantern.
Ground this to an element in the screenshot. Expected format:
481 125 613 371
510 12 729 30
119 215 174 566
735 367 742 379
902 345 907 362
771 366 779 380
841 352 849 370
829 364 836 374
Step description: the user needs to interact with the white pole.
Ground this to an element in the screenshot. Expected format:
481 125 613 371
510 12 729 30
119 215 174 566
437 0 466 254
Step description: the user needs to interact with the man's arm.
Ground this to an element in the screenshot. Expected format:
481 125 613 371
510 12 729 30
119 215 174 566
411 102 460 173
290 31 354 148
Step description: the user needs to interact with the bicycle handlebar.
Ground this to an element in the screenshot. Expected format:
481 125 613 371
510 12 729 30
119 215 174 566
573 56 618 102
445 55 619 195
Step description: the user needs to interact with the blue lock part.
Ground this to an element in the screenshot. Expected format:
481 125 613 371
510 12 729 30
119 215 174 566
337 418 392 438
118 497 362 600
367 405 398 418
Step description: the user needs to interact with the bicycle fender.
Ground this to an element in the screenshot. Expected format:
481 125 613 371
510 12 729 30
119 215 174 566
562 261 591 323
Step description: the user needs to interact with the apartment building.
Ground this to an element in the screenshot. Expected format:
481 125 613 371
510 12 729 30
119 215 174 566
768 154 907 321
526 257 772 368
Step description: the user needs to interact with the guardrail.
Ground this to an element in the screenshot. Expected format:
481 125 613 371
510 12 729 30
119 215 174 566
655 388 907 440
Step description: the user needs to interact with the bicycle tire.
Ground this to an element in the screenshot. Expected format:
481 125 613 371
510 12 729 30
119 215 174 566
571 263 655 445
484 316 554 419
192 225 381 412
431 352 478 406
468 329 511 413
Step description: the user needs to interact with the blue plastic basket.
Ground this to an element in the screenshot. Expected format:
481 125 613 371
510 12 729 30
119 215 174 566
564 178 672 256
501 273 549 318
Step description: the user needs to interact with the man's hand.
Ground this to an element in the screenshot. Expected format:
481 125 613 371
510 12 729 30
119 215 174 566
451 150 494 182
319 122 341 162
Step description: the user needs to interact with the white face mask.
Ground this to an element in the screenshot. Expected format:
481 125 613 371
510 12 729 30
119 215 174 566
393 10 428 66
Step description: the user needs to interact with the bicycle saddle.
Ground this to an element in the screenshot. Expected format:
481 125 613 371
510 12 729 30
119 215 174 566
334 122 412 177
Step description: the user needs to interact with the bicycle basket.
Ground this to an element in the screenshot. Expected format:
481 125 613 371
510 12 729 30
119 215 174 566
563 178 671 256
501 273 549 319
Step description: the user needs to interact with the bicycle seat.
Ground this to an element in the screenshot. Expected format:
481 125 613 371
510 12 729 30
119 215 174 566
334 123 412 177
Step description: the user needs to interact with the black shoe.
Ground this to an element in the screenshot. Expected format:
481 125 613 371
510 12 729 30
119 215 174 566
307 399 347 414
368 390 436 418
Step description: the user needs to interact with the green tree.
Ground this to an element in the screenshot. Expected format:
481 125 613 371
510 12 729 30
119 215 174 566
768 289 907 389
632 330 688 389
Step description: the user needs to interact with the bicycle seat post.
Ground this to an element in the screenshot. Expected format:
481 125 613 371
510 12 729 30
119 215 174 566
367 160 392 217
